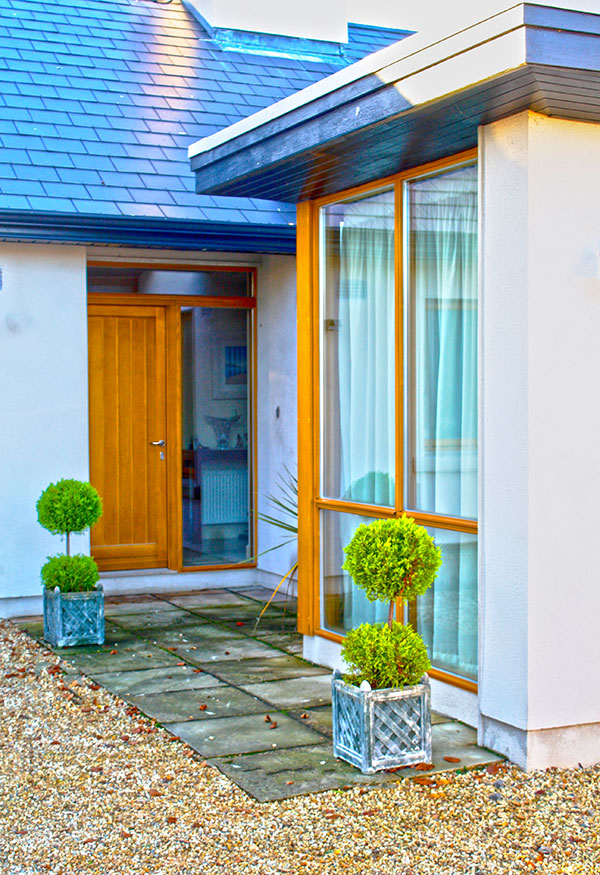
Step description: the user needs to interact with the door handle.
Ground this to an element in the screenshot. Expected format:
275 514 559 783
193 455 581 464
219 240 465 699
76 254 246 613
150 440 166 446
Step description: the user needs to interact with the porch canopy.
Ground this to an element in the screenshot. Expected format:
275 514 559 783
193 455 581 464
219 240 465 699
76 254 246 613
188 2 600 201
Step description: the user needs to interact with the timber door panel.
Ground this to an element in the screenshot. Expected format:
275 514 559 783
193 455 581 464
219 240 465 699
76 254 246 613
88 304 168 570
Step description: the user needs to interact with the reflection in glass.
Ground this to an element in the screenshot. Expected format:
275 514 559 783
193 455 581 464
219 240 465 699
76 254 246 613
405 163 478 519
417 527 478 680
320 188 395 507
181 307 252 567
88 267 251 297
320 510 389 636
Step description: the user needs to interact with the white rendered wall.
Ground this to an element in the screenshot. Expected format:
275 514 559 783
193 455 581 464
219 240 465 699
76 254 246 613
0 244 89 607
255 255 298 594
479 111 600 768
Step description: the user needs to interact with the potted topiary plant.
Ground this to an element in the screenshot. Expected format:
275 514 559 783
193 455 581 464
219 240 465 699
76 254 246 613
37 478 104 648
332 514 442 773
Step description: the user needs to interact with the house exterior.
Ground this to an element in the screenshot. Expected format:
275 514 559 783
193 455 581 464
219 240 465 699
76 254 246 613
188 2 600 770
1 2 408 610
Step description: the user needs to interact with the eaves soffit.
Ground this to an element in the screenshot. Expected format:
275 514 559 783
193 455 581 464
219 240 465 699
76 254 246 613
189 3 600 202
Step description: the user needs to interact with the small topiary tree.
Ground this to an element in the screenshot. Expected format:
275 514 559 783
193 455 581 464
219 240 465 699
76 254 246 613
37 479 102 556
341 515 442 689
40 554 100 593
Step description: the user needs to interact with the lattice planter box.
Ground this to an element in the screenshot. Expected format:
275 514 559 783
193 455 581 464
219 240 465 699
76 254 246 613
43 584 105 648
332 669 432 773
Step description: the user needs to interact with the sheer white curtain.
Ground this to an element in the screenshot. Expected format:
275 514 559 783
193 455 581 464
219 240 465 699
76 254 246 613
320 189 395 631
408 164 478 679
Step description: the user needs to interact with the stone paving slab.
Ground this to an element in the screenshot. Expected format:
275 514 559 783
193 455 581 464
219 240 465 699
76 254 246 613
145 623 239 649
289 706 333 737
129 685 267 723
241 674 332 709
62 640 183 673
251 631 303 655
211 743 399 802
211 720 504 802
104 601 182 617
170 637 292 665
232 586 297 608
108 610 210 632
165 590 255 609
203 654 330 686
164 712 326 757
89 665 225 697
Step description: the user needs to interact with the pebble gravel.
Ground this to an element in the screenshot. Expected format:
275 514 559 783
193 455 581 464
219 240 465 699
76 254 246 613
0 619 598 875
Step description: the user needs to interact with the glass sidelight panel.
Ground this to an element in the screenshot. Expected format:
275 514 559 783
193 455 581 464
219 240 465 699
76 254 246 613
320 510 388 636
405 164 478 519
417 527 478 680
320 188 396 507
181 307 252 567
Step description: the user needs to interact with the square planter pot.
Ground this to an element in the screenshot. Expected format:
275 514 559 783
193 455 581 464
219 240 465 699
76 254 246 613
331 669 432 773
43 584 105 648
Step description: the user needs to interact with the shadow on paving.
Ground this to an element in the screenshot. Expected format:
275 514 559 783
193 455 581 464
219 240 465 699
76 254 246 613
15 584 502 802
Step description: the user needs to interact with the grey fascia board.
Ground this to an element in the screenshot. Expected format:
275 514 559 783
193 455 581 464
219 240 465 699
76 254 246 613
189 3 600 187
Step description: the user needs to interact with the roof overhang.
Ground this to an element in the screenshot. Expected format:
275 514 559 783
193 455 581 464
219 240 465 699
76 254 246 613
189 3 600 202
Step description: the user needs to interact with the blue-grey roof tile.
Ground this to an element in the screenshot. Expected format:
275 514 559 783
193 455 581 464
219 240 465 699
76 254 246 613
27 195 74 211
0 178 45 196
0 195 29 209
0 0 408 227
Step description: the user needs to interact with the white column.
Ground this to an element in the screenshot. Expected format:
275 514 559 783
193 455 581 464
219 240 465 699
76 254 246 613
479 111 600 768
0 244 89 614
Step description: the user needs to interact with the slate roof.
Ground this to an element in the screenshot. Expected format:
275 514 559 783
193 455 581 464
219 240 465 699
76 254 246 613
0 0 408 246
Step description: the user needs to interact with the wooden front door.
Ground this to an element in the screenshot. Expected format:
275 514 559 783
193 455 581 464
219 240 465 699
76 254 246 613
88 304 168 570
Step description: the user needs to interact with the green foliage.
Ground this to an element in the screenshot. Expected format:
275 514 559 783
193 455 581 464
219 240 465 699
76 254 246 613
37 479 102 537
40 554 100 593
342 621 431 690
342 515 441 606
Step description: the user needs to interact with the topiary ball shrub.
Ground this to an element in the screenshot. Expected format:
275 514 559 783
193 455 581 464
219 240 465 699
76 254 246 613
41 554 100 593
342 621 431 690
342 515 441 608
37 479 102 551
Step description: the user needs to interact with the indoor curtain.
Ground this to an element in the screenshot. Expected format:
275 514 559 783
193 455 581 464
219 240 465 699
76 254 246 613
409 164 478 678
329 190 395 630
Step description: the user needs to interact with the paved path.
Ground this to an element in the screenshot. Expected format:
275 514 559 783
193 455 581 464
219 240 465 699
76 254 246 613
17 585 501 801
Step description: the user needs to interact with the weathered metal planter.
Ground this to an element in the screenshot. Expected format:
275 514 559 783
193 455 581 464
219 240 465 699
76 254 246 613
332 669 432 773
43 584 105 648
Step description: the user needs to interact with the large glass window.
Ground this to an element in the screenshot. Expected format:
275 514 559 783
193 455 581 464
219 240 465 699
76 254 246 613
316 158 478 684
405 164 478 519
320 188 395 507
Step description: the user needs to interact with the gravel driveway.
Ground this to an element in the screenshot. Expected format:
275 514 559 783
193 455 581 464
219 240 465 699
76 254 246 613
0 619 597 874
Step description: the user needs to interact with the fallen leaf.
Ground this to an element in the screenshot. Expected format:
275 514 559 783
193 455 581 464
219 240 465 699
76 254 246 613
487 763 502 775
176 662 186 666
90 767 103 774
109 650 118 655
413 776 435 786
82 838 96 844
120 831 131 839
224 651 231 655
120 735 130 742
300 713 309 719
270 721 278 729
361 809 379 816
168 736 180 742
414 763 435 771
192 822 201 828
443 756 461 763
264 714 271 722
199 704 207 711
285 780 294 785
148 789 162 797
535 789 546 796
236 622 245 626
166 817 177 824
193 669 203 673
88 683 101 691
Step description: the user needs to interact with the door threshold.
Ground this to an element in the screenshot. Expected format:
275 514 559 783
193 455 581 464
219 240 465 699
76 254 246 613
99 568 177 579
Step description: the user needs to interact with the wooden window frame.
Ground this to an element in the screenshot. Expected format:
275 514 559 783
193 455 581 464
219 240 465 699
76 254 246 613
87 261 258 575
296 150 478 693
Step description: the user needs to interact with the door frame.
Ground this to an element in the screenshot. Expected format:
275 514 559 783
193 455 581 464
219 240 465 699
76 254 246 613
87 261 258 573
